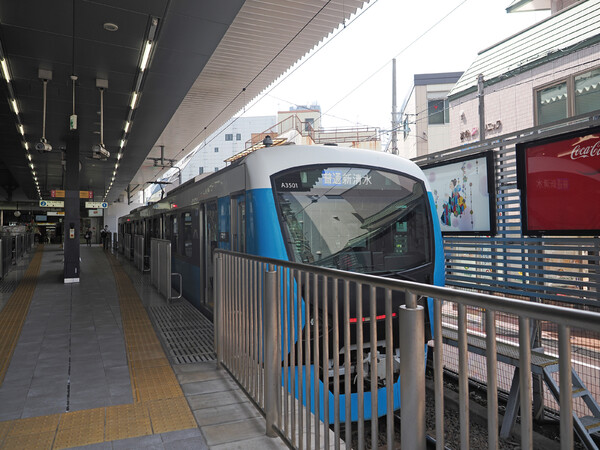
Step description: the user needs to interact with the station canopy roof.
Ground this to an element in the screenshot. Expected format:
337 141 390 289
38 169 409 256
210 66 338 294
0 0 366 203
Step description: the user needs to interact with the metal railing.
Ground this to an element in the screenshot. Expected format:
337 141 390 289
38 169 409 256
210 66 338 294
149 238 181 302
214 249 600 450
0 238 10 279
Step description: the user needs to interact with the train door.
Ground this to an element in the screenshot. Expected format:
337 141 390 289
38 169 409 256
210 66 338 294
230 194 246 253
203 200 218 312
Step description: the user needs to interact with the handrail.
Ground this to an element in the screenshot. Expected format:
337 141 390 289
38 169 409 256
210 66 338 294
214 249 600 332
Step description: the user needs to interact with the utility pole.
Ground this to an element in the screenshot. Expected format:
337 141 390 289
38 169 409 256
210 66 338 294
391 58 398 155
478 74 485 142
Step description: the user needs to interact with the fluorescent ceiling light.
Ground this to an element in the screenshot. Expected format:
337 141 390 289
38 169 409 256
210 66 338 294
1 59 10 82
11 99 19 115
130 92 138 109
117 152 122 160
140 41 152 71
124 121 130 133
27 153 32 161
29 163 34 169
120 139 125 148
18 124 24 135
24 142 29 150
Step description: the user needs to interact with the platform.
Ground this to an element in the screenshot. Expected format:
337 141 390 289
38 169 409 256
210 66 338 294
0 244 286 449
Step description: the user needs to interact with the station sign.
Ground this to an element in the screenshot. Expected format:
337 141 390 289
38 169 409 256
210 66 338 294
39 200 64 207
47 211 65 216
80 190 94 199
85 202 108 209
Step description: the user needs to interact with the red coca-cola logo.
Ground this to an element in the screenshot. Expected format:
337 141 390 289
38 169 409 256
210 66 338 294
570 135 600 160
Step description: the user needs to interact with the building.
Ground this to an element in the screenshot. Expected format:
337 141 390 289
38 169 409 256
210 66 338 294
398 72 463 159
447 0 600 147
180 115 277 180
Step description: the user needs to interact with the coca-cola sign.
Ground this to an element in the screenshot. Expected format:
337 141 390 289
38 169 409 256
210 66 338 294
517 126 600 235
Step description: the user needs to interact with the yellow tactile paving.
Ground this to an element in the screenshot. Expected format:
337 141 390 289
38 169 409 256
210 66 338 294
105 403 152 441
2 431 55 450
7 413 60 436
0 249 201 449
53 408 105 449
148 397 197 434
0 247 43 385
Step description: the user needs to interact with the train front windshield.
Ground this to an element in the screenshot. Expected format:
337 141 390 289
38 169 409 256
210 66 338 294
273 166 432 274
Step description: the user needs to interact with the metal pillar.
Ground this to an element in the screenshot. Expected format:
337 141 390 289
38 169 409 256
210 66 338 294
64 130 80 283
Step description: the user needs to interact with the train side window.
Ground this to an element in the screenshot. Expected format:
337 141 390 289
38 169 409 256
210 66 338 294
183 212 193 257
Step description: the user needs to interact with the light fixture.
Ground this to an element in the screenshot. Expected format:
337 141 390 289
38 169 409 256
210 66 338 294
130 92 138 109
29 163 34 170
24 142 29 150
113 170 116 176
11 98 19 115
18 124 24 135
140 41 152 71
1 58 9 82
117 152 122 160
120 139 125 148
124 121 130 133
27 153 32 161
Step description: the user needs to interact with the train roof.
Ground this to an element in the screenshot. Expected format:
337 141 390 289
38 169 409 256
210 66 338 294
244 145 426 189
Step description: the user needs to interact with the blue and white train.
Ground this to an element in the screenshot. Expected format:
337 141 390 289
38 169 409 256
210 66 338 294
118 143 445 420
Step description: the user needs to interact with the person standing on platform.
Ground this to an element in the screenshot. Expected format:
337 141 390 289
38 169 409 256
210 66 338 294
84 228 92 246
101 225 110 249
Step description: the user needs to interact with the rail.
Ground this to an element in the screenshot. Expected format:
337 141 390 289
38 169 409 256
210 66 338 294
150 238 181 302
214 249 600 450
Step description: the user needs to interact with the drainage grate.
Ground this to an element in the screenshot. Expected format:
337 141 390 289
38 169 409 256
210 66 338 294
150 302 216 364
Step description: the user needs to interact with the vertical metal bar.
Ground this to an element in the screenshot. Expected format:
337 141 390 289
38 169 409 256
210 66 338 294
400 291 425 450
558 324 573 450
485 310 498 450
290 269 297 447
333 279 341 450
304 271 312 449
283 267 289 438
313 273 321 449
519 317 532 450
370 285 378 448
356 283 365 450
458 303 469 450
258 262 264 408
385 288 394 449
215 253 223 368
434 299 444 450
323 275 330 450
344 280 352 445
297 270 304 450
243 259 248 391
264 269 280 438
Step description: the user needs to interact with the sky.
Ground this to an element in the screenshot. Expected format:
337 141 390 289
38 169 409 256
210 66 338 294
238 0 550 135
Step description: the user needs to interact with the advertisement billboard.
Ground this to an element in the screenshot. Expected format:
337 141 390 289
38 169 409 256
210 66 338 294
422 151 496 235
517 126 600 235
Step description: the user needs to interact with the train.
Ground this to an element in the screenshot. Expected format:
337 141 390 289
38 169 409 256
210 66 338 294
118 142 445 421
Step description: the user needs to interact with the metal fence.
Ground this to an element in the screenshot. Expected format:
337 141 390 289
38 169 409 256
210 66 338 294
413 115 600 417
150 238 181 302
214 249 600 450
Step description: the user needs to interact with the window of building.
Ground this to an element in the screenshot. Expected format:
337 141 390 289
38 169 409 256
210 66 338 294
575 68 600 116
305 118 315 131
534 66 600 125
236 133 241 141
214 147 219 152
428 99 447 125
199 167 204 175
536 82 568 125
225 134 233 141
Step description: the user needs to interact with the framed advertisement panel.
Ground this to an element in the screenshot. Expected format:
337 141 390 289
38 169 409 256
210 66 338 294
422 151 496 235
516 125 600 235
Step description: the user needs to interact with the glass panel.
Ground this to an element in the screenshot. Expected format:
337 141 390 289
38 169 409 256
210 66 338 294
536 82 568 125
428 99 445 124
183 212 192 257
575 68 600 115
273 166 431 274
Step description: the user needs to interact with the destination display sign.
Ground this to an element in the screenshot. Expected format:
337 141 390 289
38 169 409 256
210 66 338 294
39 200 64 207
85 202 108 209
50 190 93 198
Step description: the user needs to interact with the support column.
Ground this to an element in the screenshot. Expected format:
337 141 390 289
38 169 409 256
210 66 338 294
64 130 80 283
